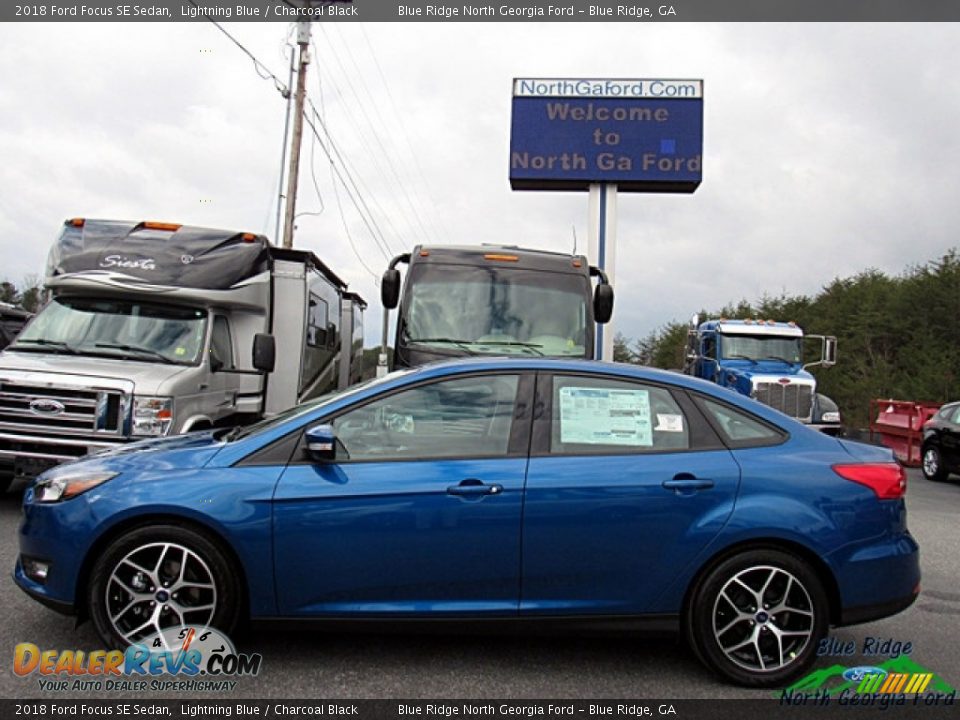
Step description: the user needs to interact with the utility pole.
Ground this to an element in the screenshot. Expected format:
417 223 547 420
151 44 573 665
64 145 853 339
281 20 312 249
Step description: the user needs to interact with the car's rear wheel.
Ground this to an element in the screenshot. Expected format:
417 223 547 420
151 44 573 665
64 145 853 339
687 549 829 687
88 524 241 649
922 445 947 482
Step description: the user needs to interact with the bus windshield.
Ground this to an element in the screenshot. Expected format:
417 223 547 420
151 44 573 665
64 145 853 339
401 264 590 357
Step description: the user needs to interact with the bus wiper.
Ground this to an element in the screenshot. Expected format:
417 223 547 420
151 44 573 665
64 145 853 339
760 355 794 364
9 339 80 354
94 343 176 364
725 354 757 364
474 340 545 356
406 337 478 355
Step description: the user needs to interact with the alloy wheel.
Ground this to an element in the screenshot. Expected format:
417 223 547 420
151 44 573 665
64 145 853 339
711 565 815 673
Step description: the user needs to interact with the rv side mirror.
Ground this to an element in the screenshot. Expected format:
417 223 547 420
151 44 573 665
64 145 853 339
593 283 614 324
253 333 276 373
305 424 337 462
823 336 838 367
381 269 401 309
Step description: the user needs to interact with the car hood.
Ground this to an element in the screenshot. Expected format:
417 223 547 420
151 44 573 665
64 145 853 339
41 430 226 479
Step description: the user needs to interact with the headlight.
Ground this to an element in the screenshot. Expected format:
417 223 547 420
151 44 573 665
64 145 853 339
35 471 118 503
133 396 174 437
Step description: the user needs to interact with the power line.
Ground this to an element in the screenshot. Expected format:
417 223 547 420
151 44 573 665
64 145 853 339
317 25 437 245
302 111 390 279
358 24 450 243
306 104 392 260
307 95 407 256
190 1 289 98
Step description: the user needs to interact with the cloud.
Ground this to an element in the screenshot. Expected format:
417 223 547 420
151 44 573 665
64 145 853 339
1 21 957 348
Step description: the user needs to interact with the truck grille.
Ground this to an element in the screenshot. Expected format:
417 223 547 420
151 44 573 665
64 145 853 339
0 383 126 436
753 382 813 419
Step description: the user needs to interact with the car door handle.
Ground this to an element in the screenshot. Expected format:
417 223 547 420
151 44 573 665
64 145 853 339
447 479 503 497
662 475 715 493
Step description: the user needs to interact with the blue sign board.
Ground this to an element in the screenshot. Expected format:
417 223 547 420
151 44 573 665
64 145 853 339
509 78 704 193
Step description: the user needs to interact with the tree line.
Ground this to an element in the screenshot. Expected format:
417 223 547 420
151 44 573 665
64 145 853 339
614 249 960 428
1 276 42 313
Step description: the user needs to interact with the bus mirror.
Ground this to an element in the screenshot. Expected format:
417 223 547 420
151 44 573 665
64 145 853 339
253 333 276 373
381 269 401 309
594 283 614 324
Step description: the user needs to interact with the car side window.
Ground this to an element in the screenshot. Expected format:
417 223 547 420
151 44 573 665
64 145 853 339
549 376 690 455
331 374 520 461
700 398 784 445
950 405 960 425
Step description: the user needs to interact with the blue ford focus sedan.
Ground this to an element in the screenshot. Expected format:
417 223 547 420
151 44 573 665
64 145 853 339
15 359 919 686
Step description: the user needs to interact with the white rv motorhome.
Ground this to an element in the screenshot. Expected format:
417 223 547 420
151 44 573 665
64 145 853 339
0 218 365 489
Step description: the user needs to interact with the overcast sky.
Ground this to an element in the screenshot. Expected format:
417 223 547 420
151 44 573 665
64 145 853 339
1 21 957 346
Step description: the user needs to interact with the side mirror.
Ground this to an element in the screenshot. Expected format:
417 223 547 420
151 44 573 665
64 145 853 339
690 313 700 329
253 333 276 373
305 424 337 462
593 283 614 324
823 336 838 367
381 268 401 309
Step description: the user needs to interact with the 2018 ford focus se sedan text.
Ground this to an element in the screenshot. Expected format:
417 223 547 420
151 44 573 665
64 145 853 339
14 359 919 687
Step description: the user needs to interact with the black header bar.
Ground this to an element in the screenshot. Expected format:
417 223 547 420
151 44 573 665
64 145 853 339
5 1 960 22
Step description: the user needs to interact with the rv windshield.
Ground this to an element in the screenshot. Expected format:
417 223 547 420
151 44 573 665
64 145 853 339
10 297 207 365
720 333 802 363
401 264 589 357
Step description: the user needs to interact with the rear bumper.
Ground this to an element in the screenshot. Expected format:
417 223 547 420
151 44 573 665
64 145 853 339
832 530 920 621
839 589 919 626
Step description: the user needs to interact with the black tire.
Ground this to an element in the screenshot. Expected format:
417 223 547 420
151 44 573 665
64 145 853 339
88 524 242 649
921 444 947 482
686 549 829 687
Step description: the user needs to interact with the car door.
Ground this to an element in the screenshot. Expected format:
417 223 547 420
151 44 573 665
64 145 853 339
520 372 741 614
273 372 532 616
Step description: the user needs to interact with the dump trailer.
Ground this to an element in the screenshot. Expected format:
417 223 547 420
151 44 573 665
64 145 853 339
683 316 841 432
0 218 364 489
379 244 614 372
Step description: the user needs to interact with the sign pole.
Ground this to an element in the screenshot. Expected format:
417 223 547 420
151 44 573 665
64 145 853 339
588 182 617 361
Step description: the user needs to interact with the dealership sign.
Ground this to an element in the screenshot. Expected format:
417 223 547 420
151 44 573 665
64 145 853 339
509 78 704 192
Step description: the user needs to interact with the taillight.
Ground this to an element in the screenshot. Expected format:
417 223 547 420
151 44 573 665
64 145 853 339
833 463 906 499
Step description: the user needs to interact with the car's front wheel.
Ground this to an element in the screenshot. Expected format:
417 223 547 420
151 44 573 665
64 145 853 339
88 524 242 649
687 549 829 687
922 445 947 482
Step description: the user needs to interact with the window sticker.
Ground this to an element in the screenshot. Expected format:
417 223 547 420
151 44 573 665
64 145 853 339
559 387 652 446
655 413 684 432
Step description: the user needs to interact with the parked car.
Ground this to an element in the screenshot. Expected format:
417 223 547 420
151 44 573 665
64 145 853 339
921 401 960 482
15 358 919 687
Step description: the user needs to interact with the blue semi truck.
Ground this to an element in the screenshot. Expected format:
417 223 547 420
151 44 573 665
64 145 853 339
683 316 842 434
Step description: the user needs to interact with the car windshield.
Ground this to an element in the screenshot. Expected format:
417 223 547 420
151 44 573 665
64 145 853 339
401 264 590 357
720 333 802 363
10 297 207 365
